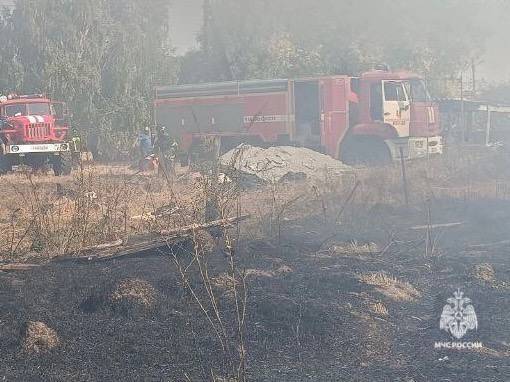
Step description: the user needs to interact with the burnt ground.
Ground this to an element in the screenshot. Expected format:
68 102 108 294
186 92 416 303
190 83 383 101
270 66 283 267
0 198 509 381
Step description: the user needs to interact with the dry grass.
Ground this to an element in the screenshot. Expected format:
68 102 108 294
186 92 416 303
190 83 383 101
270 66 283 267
244 269 274 278
472 263 496 283
471 263 509 289
368 302 389 317
325 241 379 257
0 164 199 260
1 144 509 263
212 273 242 289
359 272 421 302
110 278 157 310
275 265 293 274
22 321 60 354
243 265 293 279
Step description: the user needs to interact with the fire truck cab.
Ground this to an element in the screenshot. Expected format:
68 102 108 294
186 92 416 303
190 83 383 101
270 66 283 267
341 70 442 164
0 94 72 175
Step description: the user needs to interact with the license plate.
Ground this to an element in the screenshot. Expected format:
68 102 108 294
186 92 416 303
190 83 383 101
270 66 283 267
31 145 51 151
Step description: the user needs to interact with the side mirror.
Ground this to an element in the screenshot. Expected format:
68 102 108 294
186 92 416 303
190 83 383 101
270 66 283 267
399 103 410 112
52 102 69 121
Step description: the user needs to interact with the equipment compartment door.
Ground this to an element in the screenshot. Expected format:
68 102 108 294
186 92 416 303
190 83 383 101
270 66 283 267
294 80 321 145
156 102 244 137
382 80 411 137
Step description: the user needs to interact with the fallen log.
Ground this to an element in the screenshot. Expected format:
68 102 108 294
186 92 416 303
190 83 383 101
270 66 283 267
1 215 250 268
80 239 124 252
0 263 40 272
159 215 250 236
64 214 251 263
410 222 464 231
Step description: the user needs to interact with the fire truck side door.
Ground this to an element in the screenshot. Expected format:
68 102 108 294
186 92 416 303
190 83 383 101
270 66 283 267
382 80 410 137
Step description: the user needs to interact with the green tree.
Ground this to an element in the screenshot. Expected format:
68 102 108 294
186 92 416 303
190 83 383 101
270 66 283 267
0 0 177 158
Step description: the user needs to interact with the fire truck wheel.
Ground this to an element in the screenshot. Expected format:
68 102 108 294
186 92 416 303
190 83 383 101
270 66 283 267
53 153 72 176
340 135 392 166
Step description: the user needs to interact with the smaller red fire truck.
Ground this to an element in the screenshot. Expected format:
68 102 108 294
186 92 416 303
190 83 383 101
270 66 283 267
154 67 443 165
0 94 72 176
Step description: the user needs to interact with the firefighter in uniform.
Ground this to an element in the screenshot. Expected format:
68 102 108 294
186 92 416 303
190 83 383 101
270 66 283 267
154 126 178 177
134 127 153 171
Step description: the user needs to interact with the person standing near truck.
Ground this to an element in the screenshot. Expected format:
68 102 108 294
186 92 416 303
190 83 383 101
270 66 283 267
154 126 170 177
134 127 153 171
154 126 178 178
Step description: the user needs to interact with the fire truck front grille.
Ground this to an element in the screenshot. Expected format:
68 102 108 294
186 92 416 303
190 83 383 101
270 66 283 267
26 123 51 139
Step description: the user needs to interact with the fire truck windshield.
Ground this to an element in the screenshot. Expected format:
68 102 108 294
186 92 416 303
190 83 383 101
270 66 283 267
4 102 50 117
404 79 431 102
28 103 51 115
4 104 26 117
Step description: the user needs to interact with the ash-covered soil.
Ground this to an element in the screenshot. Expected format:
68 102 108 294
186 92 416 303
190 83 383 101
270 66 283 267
1 199 509 381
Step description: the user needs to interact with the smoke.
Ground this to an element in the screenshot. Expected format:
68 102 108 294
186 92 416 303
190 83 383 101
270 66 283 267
172 0 509 83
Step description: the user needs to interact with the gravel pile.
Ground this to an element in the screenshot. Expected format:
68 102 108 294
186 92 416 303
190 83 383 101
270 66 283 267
220 145 352 183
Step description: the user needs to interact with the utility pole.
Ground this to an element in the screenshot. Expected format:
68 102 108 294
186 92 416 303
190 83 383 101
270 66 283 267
485 105 492 146
203 0 212 54
460 73 466 142
471 58 476 96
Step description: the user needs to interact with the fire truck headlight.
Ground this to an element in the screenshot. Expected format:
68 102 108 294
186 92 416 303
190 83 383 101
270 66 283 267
11 145 19 153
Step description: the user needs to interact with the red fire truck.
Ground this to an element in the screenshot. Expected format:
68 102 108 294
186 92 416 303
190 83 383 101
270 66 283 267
0 94 72 175
154 68 442 165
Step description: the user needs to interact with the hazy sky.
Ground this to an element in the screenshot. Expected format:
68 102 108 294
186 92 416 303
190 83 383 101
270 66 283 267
0 0 13 7
170 0 510 84
481 37 510 84
1 0 508 83
170 0 202 53
478 6 510 84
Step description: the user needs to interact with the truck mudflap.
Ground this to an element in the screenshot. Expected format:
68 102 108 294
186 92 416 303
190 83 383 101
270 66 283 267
385 136 443 160
5 143 71 154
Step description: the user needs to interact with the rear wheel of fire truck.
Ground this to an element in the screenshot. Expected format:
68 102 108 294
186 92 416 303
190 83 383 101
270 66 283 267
52 152 72 176
340 135 392 166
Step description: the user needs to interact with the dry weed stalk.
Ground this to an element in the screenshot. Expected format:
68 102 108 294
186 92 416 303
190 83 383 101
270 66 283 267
170 165 248 382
